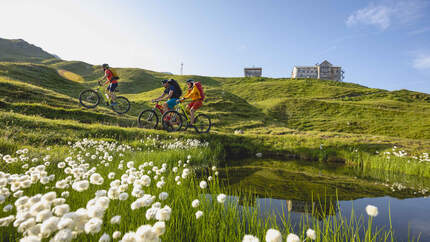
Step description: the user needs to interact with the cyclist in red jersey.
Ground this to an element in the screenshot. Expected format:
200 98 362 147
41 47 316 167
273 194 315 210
99 63 118 106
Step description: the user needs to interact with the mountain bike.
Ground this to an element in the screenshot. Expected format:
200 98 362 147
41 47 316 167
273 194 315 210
79 84 130 114
162 100 211 133
137 101 165 129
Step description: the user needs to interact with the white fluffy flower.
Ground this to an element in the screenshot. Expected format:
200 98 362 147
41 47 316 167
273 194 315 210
90 173 104 185
3 204 12 212
199 181 207 189
119 192 129 201
53 229 73 242
366 205 379 217
159 192 168 201
99 233 111 242
155 205 172 221
306 229 316 240
84 217 103 234
242 234 259 242
121 232 137 242
72 180 89 192
217 194 227 203
191 199 200 208
110 215 121 224
108 172 115 179
265 229 282 242
195 210 203 219
286 233 301 242
153 221 166 236
112 231 122 239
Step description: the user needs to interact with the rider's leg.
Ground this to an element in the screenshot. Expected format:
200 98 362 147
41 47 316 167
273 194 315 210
190 107 196 125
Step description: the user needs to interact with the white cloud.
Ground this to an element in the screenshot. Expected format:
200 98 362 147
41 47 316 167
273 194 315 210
346 0 427 30
413 55 430 70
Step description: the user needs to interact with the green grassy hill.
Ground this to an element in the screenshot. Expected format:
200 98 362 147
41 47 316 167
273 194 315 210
0 38 429 140
0 37 57 63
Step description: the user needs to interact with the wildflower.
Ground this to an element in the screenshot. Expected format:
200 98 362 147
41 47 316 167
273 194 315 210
110 215 121 224
84 217 103 234
215 171 219 176
366 205 379 217
242 234 259 242
112 231 121 239
108 172 115 179
199 181 208 189
72 180 89 192
99 233 111 242
155 205 172 221
3 204 12 212
306 229 316 240
121 232 137 242
90 173 104 185
172 167 178 173
195 210 203 219
153 221 166 236
212 166 217 171
159 192 168 201
192 199 200 208
286 233 300 242
208 176 213 181
119 192 129 201
53 204 70 216
217 194 227 203
256 153 263 158
265 229 282 242
53 229 73 242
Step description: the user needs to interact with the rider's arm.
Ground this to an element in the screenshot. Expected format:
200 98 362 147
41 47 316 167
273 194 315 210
99 72 108 85
154 93 166 102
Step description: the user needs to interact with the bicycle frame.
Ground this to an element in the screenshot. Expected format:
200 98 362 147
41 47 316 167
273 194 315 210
97 85 111 104
176 101 191 122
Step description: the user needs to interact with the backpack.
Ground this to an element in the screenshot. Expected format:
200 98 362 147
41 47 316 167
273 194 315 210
194 82 205 101
168 79 182 98
109 68 120 80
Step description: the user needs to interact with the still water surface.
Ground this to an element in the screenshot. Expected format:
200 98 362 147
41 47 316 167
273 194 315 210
219 160 430 241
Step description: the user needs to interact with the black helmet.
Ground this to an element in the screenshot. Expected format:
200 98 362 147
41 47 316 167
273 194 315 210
102 63 109 69
186 79 194 83
161 79 168 84
167 78 175 83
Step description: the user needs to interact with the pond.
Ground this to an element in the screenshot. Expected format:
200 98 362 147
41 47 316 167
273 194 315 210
218 159 430 241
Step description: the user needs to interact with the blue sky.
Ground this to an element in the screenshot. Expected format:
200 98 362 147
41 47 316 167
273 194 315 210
0 0 429 93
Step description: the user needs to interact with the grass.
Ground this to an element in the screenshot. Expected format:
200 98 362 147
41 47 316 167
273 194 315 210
0 137 419 241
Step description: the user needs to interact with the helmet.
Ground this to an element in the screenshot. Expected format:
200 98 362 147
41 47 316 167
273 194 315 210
161 79 168 84
186 79 194 83
102 63 109 69
167 78 175 83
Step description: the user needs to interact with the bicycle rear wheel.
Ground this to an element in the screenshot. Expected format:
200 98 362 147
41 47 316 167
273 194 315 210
112 96 131 114
162 110 183 132
194 113 211 133
79 89 100 108
138 110 158 129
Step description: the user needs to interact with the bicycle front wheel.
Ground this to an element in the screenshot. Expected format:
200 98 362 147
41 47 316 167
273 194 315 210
162 111 183 132
138 110 158 129
194 113 211 133
79 89 100 108
112 96 131 114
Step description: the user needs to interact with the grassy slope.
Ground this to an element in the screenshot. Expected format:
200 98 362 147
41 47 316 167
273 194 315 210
0 38 56 63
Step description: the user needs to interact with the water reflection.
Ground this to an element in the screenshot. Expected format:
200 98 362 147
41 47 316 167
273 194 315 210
215 159 430 241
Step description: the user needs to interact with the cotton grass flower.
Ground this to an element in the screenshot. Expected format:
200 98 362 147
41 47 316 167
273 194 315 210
366 205 379 217
306 229 316 240
191 199 200 208
265 229 282 242
217 194 227 203
195 210 203 219
286 233 301 242
99 233 111 242
119 192 129 201
159 192 168 201
112 231 121 239
3 204 12 212
84 217 103 234
110 215 121 224
155 205 172 221
90 173 104 185
242 234 259 242
199 181 208 189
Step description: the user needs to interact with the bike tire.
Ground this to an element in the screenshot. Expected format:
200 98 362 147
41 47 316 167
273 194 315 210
194 113 211 133
138 110 158 129
79 89 100 108
161 110 183 132
112 96 131 114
